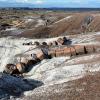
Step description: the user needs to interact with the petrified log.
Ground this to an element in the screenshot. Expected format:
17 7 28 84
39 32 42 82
57 38 64 45
4 64 19 75
70 46 77 56
48 50 56 57
31 54 37 60
16 63 26 73
93 45 100 52
27 60 37 67
20 57 29 64
36 50 45 60
83 46 88 54
85 45 94 53
23 43 25 45
63 47 72 56
48 42 53 47
23 42 32 45
55 49 64 57
34 41 40 46
74 45 85 55
52 41 58 46
42 42 47 46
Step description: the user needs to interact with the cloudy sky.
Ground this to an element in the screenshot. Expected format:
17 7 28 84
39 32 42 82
0 0 100 8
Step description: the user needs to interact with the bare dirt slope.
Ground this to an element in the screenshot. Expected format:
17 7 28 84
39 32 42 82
19 13 100 38
1 12 100 38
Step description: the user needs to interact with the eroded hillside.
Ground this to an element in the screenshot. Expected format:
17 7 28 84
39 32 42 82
0 9 100 100
0 31 100 99
1 11 100 38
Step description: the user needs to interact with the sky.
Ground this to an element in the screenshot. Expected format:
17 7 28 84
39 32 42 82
0 0 100 8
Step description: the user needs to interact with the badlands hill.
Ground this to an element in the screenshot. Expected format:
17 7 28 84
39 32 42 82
0 10 100 100
1 11 100 38
19 12 100 38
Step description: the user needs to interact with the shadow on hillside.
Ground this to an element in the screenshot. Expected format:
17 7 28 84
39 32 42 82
25 59 42 73
0 73 44 99
63 37 72 45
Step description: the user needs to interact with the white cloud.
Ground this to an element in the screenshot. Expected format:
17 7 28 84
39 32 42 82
0 0 44 4
35 0 44 4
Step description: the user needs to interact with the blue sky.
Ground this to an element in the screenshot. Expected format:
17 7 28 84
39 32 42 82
0 0 100 8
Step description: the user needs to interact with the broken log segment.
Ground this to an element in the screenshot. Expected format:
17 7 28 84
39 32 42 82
74 45 85 55
48 42 53 47
5 44 100 75
16 62 26 73
4 64 16 74
26 60 38 67
55 47 64 57
52 41 58 46
57 38 64 45
42 42 48 46
93 45 100 52
20 57 29 64
70 46 77 56
85 45 95 53
34 41 40 46
48 49 56 57
3 64 20 75
63 47 72 56
36 50 45 61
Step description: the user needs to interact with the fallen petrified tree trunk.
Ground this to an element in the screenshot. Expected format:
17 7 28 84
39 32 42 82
4 44 100 75
48 44 99 57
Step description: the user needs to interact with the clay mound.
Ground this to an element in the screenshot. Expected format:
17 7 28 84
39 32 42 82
20 13 95 38
50 14 84 36
1 13 100 38
49 13 94 36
